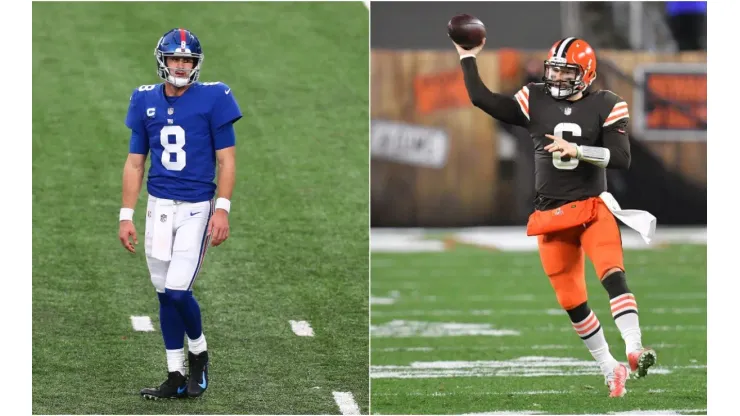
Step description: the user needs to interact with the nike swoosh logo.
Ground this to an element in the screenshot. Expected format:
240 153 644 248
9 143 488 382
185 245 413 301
199 371 207 389
225 89 231 95
177 385 186 394
190 212 200 216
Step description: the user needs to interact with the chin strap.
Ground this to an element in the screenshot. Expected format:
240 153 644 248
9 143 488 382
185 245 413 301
167 76 191 87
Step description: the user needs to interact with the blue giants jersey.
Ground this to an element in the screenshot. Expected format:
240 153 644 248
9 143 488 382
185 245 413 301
125 81 242 202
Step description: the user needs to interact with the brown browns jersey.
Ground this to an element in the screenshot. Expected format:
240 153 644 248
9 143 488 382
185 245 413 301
513 83 630 210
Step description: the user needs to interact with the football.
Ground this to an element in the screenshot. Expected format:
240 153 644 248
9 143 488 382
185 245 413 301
447 14 486 50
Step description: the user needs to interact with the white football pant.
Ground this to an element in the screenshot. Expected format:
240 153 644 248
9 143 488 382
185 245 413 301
144 194 214 293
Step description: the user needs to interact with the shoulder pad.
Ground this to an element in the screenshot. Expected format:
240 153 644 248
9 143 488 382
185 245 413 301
526 82 548 96
599 90 630 127
596 89 625 105
130 84 159 101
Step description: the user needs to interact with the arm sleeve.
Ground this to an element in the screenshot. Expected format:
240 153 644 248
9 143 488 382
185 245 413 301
125 90 149 154
213 122 236 150
129 129 149 154
602 118 631 169
125 90 146 135
460 57 530 127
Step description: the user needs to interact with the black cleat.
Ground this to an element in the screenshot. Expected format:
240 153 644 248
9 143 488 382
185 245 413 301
140 371 188 400
187 351 209 397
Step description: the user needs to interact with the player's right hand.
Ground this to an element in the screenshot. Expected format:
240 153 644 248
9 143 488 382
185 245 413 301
119 220 138 253
453 38 486 58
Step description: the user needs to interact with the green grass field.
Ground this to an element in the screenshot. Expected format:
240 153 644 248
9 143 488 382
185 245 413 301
371 232 707 415
32 1 368 414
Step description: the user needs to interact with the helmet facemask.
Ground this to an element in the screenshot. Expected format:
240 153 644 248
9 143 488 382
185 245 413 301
543 59 586 100
156 50 203 87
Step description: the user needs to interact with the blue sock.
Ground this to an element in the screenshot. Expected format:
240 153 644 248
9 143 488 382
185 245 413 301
157 292 185 349
165 289 203 340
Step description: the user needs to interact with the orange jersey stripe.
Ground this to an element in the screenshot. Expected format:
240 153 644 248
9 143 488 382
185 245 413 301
520 86 529 100
515 91 529 119
604 101 630 127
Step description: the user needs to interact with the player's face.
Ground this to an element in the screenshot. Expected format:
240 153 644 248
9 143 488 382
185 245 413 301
547 65 577 82
166 57 195 79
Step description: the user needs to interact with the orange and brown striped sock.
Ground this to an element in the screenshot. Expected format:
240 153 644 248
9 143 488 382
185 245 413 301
603 271 644 355
567 302 619 375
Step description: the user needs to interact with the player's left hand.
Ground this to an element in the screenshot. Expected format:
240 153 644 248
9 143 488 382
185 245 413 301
544 134 578 158
208 210 229 247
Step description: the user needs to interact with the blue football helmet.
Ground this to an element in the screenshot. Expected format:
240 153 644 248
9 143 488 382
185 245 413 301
154 28 204 87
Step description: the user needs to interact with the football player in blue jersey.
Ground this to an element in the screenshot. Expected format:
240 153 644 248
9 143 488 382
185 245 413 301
118 28 242 399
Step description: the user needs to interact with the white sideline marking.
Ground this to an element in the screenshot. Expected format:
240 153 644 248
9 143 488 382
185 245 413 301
646 293 706 300
531 325 705 333
130 315 154 332
469 294 535 302
289 320 314 337
372 236 446 253
651 307 704 314
371 296 397 305
371 226 706 252
370 356 681 379
377 347 434 352
372 307 703 318
376 389 699 398
371 320 520 338
372 343 686 353
332 391 360 415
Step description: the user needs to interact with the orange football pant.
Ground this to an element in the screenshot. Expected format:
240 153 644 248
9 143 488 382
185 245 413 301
536 198 625 310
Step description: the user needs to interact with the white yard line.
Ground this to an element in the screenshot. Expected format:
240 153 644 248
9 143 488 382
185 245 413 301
289 320 315 337
332 391 361 415
130 315 154 332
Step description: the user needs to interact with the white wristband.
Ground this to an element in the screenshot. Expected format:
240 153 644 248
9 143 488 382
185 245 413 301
119 208 134 222
215 197 231 213
459 54 476 60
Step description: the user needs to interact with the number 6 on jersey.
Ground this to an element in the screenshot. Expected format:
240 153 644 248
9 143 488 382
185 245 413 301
552 122 581 170
160 125 186 171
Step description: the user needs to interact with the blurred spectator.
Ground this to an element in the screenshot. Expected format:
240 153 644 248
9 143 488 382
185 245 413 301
665 1 707 51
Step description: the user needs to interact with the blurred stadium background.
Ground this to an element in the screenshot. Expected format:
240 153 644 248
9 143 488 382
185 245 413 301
370 1 706 415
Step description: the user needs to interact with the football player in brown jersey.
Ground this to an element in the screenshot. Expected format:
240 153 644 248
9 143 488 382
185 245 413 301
454 37 656 398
